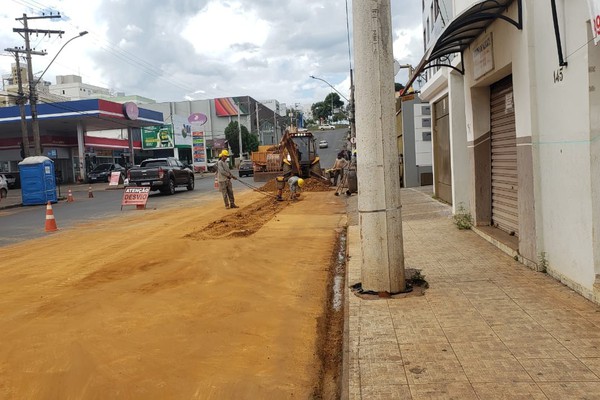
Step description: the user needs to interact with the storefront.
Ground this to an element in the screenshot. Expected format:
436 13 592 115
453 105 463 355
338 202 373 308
0 99 164 183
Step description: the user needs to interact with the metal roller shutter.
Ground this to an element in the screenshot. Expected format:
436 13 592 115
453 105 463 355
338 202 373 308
490 75 518 236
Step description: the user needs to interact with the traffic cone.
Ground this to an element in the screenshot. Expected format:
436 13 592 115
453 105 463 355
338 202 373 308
45 201 58 232
88 186 94 198
67 189 74 202
214 177 219 189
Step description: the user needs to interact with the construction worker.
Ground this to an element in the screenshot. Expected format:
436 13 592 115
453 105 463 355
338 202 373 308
287 175 304 201
216 150 239 209
330 153 349 186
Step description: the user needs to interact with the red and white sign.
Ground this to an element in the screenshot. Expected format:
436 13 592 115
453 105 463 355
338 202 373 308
121 187 150 209
109 171 121 186
588 0 600 44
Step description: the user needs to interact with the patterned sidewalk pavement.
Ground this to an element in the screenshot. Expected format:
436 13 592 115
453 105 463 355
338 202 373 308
344 187 600 399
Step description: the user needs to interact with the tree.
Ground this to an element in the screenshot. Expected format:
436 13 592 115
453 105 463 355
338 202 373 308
224 121 259 157
311 92 345 123
311 101 329 123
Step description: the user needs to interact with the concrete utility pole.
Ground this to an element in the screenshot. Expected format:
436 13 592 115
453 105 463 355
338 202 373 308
13 13 64 156
4 50 32 158
353 0 405 293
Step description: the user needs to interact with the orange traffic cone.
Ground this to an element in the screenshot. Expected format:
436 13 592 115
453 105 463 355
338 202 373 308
88 186 94 198
214 177 219 189
45 201 58 232
67 189 74 202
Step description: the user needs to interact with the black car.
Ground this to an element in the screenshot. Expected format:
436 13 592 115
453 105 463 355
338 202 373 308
238 160 254 177
87 163 126 183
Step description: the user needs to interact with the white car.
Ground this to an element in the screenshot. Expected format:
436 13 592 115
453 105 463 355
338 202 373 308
319 140 329 149
319 124 335 130
0 173 16 188
0 175 8 200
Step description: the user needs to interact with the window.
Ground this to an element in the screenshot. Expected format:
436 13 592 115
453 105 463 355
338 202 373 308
422 106 431 115
422 118 431 128
422 131 432 141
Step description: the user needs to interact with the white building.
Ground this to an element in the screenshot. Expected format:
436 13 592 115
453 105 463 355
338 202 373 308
412 0 600 304
48 75 111 100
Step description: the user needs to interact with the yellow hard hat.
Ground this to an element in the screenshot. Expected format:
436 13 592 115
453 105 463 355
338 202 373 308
219 149 229 157
298 178 304 187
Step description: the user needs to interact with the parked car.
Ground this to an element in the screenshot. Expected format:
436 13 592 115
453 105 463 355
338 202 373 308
319 140 329 149
87 163 126 183
0 175 7 200
319 124 335 130
127 157 194 195
206 159 219 173
238 160 254 177
0 173 16 188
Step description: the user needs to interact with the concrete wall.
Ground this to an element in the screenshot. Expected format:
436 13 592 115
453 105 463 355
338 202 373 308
530 1 596 292
448 0 598 299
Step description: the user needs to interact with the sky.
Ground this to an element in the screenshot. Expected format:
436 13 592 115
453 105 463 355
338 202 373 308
0 0 424 109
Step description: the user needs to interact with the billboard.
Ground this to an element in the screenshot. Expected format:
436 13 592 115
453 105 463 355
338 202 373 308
214 97 248 117
172 115 193 148
141 125 174 149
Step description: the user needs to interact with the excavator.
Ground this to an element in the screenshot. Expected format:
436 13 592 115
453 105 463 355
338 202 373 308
251 126 328 182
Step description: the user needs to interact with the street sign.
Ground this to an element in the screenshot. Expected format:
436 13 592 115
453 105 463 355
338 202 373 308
121 187 150 210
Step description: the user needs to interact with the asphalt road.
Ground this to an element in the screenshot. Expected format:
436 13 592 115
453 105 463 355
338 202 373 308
0 129 347 247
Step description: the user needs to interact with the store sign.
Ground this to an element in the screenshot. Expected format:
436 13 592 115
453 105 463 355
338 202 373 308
588 0 600 44
141 125 174 149
473 32 494 80
192 131 207 172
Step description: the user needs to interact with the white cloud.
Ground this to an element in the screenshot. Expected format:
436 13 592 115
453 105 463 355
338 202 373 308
1 0 425 107
182 1 269 61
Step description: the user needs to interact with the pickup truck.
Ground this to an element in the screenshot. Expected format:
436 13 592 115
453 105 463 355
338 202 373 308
127 157 194 195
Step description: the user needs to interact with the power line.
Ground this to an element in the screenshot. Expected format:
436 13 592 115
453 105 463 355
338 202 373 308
8 0 229 100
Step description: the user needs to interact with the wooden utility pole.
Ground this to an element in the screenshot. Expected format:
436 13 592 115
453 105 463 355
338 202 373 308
13 13 64 156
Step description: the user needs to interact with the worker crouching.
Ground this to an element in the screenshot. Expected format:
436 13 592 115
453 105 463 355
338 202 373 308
287 176 304 201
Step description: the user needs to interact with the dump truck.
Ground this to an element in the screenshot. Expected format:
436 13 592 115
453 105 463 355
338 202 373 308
251 127 326 182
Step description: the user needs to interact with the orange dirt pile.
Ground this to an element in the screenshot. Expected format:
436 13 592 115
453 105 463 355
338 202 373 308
0 190 345 399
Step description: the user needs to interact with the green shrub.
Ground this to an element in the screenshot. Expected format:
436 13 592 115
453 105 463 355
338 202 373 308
453 204 473 230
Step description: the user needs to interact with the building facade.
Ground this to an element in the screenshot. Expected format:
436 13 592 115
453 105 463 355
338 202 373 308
413 0 600 303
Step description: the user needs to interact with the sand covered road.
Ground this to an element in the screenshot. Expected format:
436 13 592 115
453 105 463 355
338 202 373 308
0 186 346 399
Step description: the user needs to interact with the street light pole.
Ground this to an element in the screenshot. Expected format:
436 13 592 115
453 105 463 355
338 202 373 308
310 75 351 125
29 31 88 156
309 75 350 102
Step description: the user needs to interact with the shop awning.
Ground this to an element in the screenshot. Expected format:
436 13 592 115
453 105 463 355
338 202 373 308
401 0 522 95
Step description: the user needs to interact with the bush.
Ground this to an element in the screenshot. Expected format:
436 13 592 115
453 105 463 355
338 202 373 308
453 204 473 230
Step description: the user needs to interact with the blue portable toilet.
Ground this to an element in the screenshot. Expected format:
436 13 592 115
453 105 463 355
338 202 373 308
18 156 58 205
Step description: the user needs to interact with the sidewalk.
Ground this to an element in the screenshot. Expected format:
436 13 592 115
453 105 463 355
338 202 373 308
0 182 115 210
344 187 600 399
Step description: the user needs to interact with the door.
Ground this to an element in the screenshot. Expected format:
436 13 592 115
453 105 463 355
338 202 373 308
490 75 519 236
433 96 452 204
